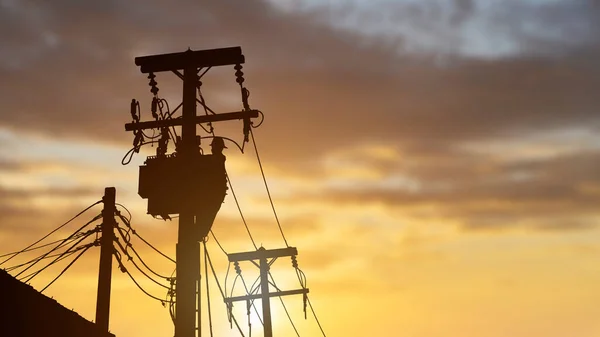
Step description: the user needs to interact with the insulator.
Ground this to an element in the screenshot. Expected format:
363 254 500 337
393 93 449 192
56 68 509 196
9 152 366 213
234 261 241 275
130 99 139 122
151 97 158 119
234 64 245 84
148 72 159 95
291 255 298 269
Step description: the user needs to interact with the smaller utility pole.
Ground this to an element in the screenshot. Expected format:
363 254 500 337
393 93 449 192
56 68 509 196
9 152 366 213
225 247 309 337
96 187 116 332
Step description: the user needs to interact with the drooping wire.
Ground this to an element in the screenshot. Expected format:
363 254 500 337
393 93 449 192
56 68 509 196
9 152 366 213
267 272 300 337
113 248 169 306
14 216 101 278
249 128 289 247
204 245 246 337
203 240 214 337
226 172 258 250
122 140 157 165
115 225 172 280
4 234 89 272
0 236 82 260
117 213 175 264
40 244 95 293
209 230 228 256
113 233 170 290
307 296 327 337
0 200 101 266
19 229 98 283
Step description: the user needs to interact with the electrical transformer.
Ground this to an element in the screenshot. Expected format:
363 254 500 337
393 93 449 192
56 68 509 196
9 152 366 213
138 153 227 218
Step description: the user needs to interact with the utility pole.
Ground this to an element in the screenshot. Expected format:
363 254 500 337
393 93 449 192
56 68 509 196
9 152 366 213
96 187 116 333
126 47 259 337
226 247 310 337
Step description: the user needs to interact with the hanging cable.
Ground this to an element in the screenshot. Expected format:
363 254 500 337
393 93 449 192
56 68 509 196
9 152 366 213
15 217 100 279
113 235 170 290
113 249 169 306
209 230 228 256
249 128 289 247
0 235 83 260
115 225 172 280
306 296 327 337
4 235 88 272
40 243 94 293
0 201 101 266
226 172 258 250
205 245 246 337
19 230 97 282
203 241 214 337
267 272 300 337
117 214 175 263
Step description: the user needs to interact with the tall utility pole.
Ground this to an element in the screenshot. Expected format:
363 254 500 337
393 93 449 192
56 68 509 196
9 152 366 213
96 187 116 333
225 247 309 337
126 47 259 337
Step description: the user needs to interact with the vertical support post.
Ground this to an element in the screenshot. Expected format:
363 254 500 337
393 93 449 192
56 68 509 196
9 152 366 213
96 187 116 332
260 256 273 337
175 60 200 337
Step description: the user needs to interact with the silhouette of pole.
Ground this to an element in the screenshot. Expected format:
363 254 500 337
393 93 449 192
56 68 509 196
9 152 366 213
175 63 201 337
95 187 116 332
260 254 273 337
226 247 309 337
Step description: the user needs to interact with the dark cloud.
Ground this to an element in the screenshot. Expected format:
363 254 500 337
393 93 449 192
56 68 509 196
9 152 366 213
0 0 599 234
274 148 600 231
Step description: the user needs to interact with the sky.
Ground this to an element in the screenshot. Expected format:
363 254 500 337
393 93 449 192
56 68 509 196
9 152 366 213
0 0 600 336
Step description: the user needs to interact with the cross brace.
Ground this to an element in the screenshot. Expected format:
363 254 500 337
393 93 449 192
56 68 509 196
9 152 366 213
134 46 244 73
228 247 298 263
224 288 309 304
125 109 259 132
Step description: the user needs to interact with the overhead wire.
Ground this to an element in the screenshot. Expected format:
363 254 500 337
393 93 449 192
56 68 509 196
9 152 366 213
203 240 214 337
4 235 88 272
113 249 169 306
113 234 170 290
40 244 94 293
115 225 172 280
19 230 98 283
225 172 258 250
0 236 83 260
117 213 175 264
0 201 101 266
249 128 289 247
204 244 246 337
14 216 101 279
267 272 300 337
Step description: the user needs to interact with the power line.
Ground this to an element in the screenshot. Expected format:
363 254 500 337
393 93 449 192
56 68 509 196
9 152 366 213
40 244 94 293
115 225 172 280
226 173 258 250
0 236 81 259
0 200 101 266
19 231 97 283
307 296 327 337
249 128 289 247
117 214 176 263
204 245 247 337
268 272 300 337
113 234 170 290
15 220 100 279
4 234 87 272
113 249 169 305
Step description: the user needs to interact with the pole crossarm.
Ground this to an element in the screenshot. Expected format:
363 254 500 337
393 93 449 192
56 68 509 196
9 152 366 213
125 109 259 132
135 47 244 73
228 247 298 263
224 289 309 304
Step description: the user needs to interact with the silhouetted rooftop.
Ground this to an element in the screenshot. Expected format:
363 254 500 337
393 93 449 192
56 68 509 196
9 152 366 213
0 269 115 337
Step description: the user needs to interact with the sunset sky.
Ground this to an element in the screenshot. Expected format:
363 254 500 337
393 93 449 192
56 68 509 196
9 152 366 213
1 0 600 336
